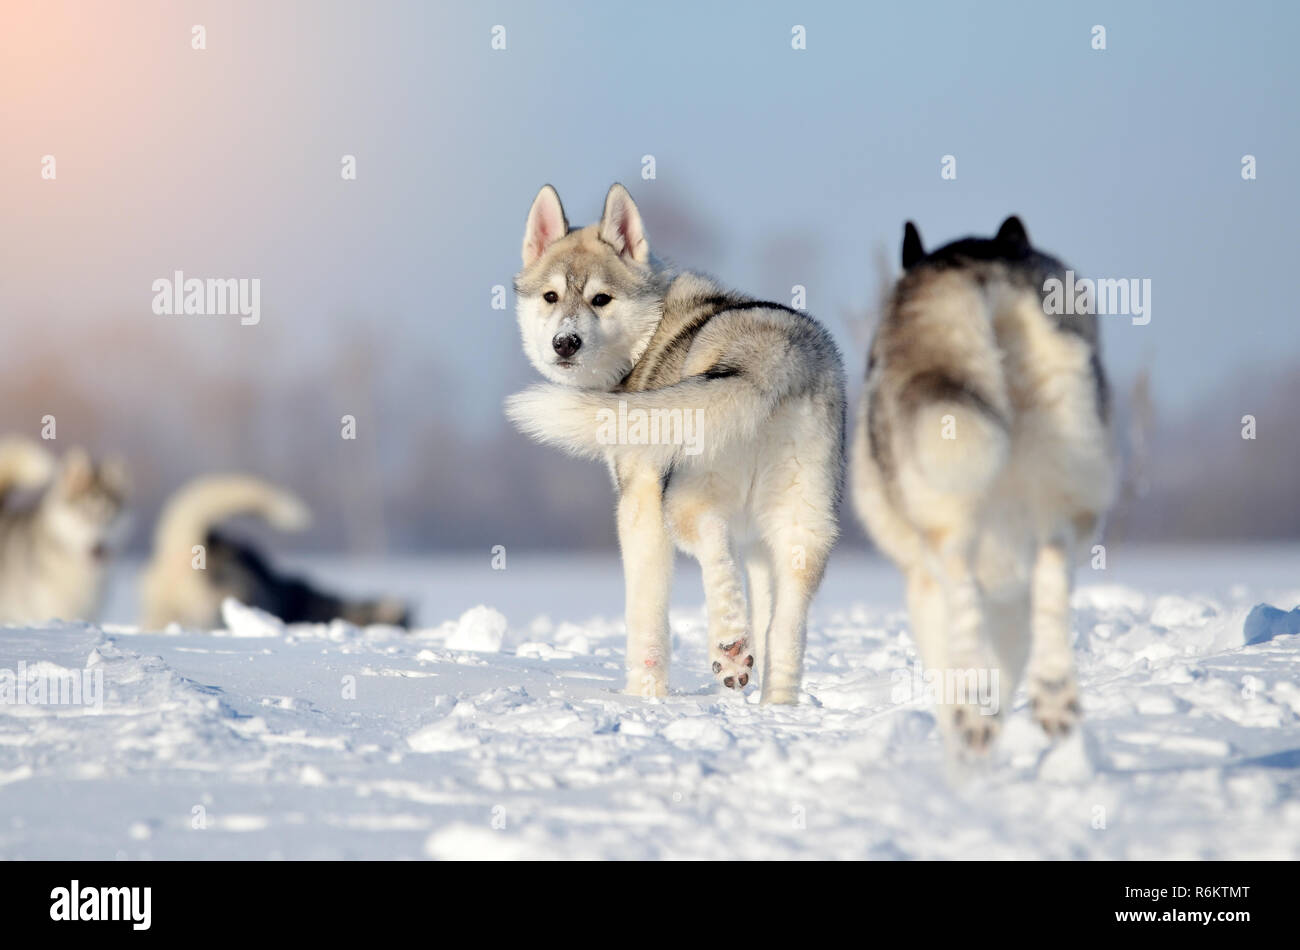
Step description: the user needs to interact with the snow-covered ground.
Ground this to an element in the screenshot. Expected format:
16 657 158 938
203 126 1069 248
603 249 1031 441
2 547 1299 860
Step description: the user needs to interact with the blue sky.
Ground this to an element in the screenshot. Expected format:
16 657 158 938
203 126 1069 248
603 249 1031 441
5 0 1298 430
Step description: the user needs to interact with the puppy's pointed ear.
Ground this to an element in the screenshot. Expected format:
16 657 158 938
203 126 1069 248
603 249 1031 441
522 185 568 267
100 455 130 497
901 221 925 269
58 446 94 494
996 215 1029 249
599 183 649 264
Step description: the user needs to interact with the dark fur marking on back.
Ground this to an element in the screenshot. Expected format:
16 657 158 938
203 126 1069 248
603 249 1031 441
898 369 1009 430
703 365 741 380
659 465 675 497
1090 350 1111 422
866 392 894 484
714 300 802 317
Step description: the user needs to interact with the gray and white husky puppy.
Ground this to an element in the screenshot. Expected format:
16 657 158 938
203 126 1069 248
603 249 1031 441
851 217 1118 750
0 441 129 624
506 184 845 702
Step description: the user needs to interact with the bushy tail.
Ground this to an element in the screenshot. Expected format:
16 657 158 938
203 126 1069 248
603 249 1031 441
506 374 779 469
152 475 311 558
0 438 55 502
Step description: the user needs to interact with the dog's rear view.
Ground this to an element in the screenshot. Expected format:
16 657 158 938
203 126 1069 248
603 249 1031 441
852 217 1117 751
140 475 410 630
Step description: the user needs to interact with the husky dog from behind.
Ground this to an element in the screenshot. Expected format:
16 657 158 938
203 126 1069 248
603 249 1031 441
506 184 845 702
140 475 411 630
852 217 1117 750
0 441 129 624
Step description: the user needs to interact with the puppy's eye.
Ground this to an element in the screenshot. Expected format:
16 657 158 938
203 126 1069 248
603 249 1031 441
543 291 559 304
591 293 612 307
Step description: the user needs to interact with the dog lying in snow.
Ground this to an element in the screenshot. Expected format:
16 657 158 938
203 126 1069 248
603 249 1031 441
140 475 410 630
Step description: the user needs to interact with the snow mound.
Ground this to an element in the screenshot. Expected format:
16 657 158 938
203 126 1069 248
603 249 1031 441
443 606 508 653
1244 603 1300 645
220 598 286 638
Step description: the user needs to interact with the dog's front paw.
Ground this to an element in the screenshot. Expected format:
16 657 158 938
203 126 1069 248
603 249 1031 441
1029 674 1080 738
950 702 1001 752
710 637 754 692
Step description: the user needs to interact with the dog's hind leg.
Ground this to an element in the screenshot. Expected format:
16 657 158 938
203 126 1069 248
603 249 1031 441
929 533 1003 751
744 546 773 688
896 344 1010 749
982 588 1031 724
753 402 841 705
685 510 754 692
905 566 948 689
758 501 836 705
1026 534 1080 737
664 481 754 693
618 467 674 698
761 549 824 704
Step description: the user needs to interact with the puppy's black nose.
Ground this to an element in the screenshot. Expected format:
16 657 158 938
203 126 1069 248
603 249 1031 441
552 333 582 358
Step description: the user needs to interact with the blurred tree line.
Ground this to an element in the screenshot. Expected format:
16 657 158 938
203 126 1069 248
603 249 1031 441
2 187 1296 553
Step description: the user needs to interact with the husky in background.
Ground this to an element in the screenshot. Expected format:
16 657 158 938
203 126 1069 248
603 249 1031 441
0 438 55 501
852 217 1117 750
506 184 845 703
140 475 411 630
0 441 129 624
